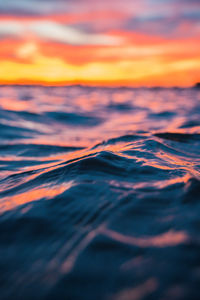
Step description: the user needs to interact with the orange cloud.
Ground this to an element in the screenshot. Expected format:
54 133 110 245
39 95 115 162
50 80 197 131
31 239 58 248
0 20 199 86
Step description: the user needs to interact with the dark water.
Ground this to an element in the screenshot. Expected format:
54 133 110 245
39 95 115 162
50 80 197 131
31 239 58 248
0 86 200 300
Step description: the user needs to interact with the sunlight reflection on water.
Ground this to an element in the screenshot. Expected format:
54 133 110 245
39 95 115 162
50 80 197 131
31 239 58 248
0 86 199 300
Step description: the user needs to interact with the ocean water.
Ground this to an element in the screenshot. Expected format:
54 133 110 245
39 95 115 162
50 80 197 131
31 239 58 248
0 85 200 300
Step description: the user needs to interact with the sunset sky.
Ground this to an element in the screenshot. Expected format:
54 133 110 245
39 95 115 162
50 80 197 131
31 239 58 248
0 0 200 86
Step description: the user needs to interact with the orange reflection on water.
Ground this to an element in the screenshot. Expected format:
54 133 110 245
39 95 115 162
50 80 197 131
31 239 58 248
0 98 33 112
0 181 74 214
103 228 188 248
113 279 158 300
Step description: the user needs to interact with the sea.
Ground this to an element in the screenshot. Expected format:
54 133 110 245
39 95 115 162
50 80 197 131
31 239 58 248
0 85 200 300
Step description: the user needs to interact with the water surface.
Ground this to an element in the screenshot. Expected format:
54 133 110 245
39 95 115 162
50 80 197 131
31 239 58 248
0 86 200 300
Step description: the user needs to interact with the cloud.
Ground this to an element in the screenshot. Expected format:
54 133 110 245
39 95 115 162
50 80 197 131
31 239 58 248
0 0 149 16
30 21 123 45
0 0 199 40
0 21 24 38
0 0 66 15
0 20 123 46
121 0 200 37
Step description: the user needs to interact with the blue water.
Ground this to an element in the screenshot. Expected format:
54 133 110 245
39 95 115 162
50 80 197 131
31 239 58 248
0 86 200 300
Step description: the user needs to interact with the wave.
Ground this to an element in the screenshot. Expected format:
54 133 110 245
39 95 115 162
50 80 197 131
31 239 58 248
0 86 200 300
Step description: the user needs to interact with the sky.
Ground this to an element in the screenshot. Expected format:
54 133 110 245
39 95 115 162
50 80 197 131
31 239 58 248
0 0 200 86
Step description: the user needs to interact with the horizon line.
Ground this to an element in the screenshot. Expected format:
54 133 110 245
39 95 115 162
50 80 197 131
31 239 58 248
0 80 199 89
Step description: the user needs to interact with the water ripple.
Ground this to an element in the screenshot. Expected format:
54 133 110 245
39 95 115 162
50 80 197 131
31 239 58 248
0 86 199 300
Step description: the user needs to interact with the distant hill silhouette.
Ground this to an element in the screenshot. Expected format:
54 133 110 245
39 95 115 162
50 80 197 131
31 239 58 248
194 82 200 89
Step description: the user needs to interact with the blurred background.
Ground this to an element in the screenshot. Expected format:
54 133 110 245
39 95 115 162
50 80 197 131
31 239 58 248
0 0 199 86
